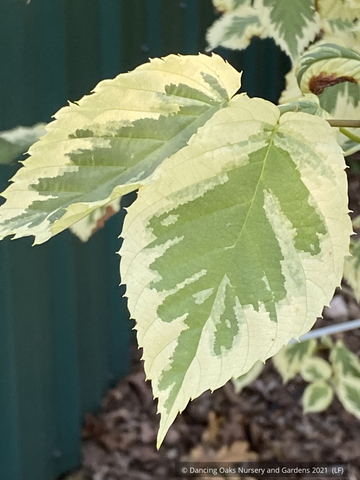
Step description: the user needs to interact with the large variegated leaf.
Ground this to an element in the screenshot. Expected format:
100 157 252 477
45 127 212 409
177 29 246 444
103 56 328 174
120 93 351 447
254 0 320 61
206 5 267 52
302 381 334 413
0 54 240 244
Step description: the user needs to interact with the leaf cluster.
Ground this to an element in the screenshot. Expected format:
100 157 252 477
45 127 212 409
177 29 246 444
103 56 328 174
0 0 360 448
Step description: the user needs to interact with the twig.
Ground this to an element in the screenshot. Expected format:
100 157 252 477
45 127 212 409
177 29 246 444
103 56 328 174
289 318 360 344
339 127 360 145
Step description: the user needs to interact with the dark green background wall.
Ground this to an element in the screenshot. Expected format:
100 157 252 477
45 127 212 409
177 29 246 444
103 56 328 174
0 1 289 479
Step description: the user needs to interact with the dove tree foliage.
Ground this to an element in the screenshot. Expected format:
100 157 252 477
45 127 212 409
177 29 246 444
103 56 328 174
1 0 360 447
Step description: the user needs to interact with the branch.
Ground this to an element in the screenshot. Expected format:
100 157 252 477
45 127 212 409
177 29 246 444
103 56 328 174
327 119 360 128
325 119 360 144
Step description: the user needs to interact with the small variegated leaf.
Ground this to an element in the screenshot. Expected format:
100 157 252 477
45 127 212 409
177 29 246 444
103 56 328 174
330 339 360 380
319 81 360 155
296 43 360 154
121 93 351 447
0 54 240 244
279 30 360 108
254 0 320 61
334 376 360 419
273 340 317 383
300 356 332 382
352 215 360 229
302 381 334 413
206 5 267 52
69 198 121 242
296 43 360 96
319 334 334 349
343 239 360 302
232 360 264 394
331 329 360 420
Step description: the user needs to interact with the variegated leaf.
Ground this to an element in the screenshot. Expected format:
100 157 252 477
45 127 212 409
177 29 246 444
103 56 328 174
273 339 317 383
317 0 360 22
120 94 351 447
320 20 360 52
334 376 360 419
0 124 46 165
279 69 305 105
296 43 360 96
0 54 240 244
330 339 360 380
232 360 264 394
279 27 360 108
302 381 334 413
300 356 332 382
206 5 267 52
343 238 360 302
254 0 320 61
278 93 329 117
318 81 360 156
296 43 360 155
331 338 360 419
319 334 334 349
213 0 251 14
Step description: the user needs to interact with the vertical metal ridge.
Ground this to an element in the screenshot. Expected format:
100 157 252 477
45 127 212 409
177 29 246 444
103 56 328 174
99 0 123 78
49 234 82 473
146 0 163 57
0 2 286 479
0 239 22 480
183 0 199 54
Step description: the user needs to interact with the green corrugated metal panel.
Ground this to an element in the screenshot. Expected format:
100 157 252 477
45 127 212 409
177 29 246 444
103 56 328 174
0 1 289 479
